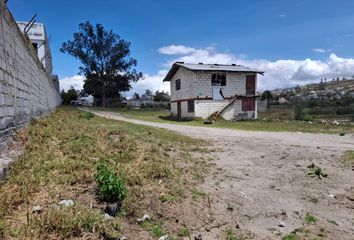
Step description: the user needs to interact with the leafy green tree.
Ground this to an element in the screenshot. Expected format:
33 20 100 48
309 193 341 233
153 90 170 102
132 92 140 100
261 90 273 101
61 22 142 106
60 87 78 105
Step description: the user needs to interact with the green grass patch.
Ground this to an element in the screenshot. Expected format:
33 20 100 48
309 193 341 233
224 227 240 240
91 107 354 134
343 150 354 163
304 213 317 224
282 233 300 240
0 107 209 239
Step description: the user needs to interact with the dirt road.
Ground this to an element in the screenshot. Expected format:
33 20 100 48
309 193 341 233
89 110 354 240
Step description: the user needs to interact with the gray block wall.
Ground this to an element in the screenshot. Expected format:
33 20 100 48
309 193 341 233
0 0 61 149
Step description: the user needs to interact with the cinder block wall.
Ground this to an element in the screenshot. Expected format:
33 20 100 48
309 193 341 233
0 0 61 149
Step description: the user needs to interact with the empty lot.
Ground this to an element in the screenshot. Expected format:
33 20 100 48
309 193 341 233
90 109 354 240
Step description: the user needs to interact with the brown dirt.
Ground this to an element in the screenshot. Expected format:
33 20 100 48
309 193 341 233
86 109 354 240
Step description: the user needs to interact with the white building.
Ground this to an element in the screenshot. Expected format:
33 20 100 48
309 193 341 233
163 62 264 120
17 21 52 76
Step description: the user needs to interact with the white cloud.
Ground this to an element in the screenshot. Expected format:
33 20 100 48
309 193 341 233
125 70 170 98
59 45 354 97
157 45 354 91
313 48 326 53
280 14 286 18
158 45 197 55
59 75 85 91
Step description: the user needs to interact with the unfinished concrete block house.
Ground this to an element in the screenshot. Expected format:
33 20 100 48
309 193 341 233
163 62 264 120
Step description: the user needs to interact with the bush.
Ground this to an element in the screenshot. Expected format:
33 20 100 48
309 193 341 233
95 165 127 205
294 104 312 121
79 112 95 120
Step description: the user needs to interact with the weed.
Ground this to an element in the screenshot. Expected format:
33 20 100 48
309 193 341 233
304 213 317 224
282 233 300 240
95 165 127 205
177 227 190 237
327 219 338 225
190 188 207 200
79 111 95 119
224 227 240 240
307 163 328 179
343 150 354 163
142 221 166 238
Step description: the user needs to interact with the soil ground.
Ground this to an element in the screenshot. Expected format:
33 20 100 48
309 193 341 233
87 109 354 240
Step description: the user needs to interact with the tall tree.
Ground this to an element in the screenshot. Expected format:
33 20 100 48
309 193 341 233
60 22 142 106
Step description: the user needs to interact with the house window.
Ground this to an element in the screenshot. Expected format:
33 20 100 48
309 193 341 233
211 73 226 86
242 98 255 111
246 75 256 95
188 100 194 113
175 79 181 91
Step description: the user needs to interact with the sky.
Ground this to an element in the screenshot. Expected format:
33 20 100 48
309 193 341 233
7 0 354 97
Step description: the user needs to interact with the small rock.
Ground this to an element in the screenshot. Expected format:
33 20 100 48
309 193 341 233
58 199 74 207
239 191 246 197
137 214 151 223
346 194 354 201
278 221 286 227
32 206 42 214
105 203 118 216
104 213 114 220
226 204 234 212
328 194 335 198
159 235 168 240
118 237 128 240
195 234 203 240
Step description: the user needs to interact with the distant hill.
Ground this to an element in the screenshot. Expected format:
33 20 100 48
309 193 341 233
270 78 354 98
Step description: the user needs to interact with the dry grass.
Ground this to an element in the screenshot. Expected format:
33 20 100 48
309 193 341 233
0 107 210 239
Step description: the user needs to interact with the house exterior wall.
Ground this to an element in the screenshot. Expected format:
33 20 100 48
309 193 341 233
194 99 256 120
195 71 250 98
0 1 61 149
170 67 196 101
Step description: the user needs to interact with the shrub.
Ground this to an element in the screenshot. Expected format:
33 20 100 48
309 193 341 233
79 112 95 120
85 112 95 119
294 104 312 121
95 165 127 205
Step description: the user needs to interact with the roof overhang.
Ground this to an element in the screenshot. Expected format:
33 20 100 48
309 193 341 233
163 62 264 82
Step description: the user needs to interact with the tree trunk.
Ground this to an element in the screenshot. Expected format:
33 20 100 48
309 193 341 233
102 85 106 107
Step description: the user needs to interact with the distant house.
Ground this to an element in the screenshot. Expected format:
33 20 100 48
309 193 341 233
278 97 289 104
163 62 264 120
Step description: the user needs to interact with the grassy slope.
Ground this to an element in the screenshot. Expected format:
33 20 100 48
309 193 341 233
92 107 354 134
0 107 210 239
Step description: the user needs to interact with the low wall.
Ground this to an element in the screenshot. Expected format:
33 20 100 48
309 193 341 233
0 0 61 149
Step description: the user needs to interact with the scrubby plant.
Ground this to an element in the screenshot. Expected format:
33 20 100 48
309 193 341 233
294 104 312 121
95 165 127 205
79 112 95 120
304 213 317 224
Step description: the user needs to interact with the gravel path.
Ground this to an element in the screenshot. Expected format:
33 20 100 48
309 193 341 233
88 109 354 240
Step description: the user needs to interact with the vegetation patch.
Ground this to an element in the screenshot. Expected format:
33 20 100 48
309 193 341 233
0 107 209 239
92 107 354 134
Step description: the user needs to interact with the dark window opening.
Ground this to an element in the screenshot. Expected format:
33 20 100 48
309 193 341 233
188 100 194 113
175 79 181 91
242 98 255 111
211 73 226 86
246 75 256 95
32 43 38 53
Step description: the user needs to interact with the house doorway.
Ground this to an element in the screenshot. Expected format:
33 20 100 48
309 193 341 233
177 101 181 120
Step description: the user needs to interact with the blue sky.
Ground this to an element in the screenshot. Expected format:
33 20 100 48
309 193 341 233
8 0 354 95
